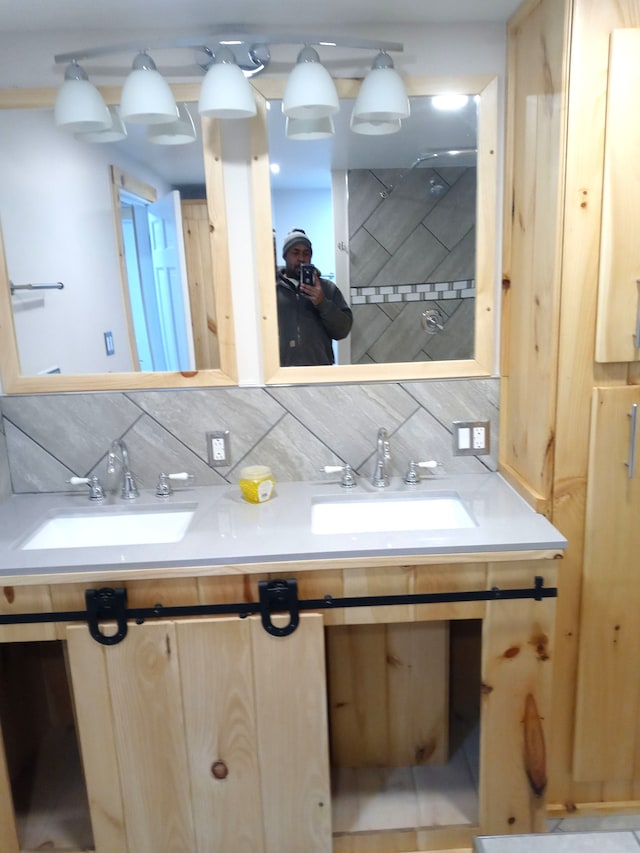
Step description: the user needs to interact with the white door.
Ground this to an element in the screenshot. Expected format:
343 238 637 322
147 191 195 371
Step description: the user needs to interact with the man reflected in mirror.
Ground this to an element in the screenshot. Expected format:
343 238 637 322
276 228 352 366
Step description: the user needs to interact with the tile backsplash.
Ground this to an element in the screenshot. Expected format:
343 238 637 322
0 378 498 495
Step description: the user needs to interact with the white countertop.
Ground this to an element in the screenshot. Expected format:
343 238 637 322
0 473 566 582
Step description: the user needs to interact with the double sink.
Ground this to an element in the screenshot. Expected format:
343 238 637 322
19 486 474 551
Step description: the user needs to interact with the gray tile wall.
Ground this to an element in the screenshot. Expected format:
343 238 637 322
348 166 476 364
0 378 498 495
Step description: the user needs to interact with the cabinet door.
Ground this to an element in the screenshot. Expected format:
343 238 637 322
573 386 640 780
66 614 331 853
595 30 640 363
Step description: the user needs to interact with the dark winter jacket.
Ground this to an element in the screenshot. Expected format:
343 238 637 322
276 270 353 366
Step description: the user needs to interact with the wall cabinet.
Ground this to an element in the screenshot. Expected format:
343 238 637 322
0 558 558 853
595 30 640 364
502 0 640 815
573 386 640 781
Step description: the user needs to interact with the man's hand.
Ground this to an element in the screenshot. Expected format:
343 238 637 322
299 269 324 306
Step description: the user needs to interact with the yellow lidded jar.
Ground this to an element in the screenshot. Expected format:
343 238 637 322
239 465 275 504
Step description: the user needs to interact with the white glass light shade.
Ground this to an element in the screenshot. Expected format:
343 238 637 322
119 53 178 125
350 114 401 135
285 115 334 140
352 53 410 122
198 56 256 118
54 64 110 133
148 103 197 144
282 47 339 119
75 106 127 143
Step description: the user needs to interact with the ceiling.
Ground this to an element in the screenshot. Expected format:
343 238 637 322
0 0 523 35
1 0 521 191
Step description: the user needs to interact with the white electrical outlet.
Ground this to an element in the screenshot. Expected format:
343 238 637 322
452 421 491 456
472 426 486 450
206 430 230 467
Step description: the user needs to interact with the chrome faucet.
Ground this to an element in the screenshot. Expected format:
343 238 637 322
106 439 139 500
372 427 391 488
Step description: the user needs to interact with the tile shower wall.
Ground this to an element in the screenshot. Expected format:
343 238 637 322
1 378 498 495
348 166 476 364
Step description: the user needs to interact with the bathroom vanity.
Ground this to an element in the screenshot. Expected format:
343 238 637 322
0 474 565 853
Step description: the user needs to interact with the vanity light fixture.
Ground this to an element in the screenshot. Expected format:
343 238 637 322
351 51 410 123
53 30 406 135
119 52 179 125
282 46 339 120
54 60 111 133
350 114 402 135
74 105 127 143
147 102 197 145
198 46 257 118
285 114 335 140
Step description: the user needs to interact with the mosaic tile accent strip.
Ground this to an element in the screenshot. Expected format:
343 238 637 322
351 280 476 305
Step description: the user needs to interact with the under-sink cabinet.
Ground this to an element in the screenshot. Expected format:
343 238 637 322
0 556 559 853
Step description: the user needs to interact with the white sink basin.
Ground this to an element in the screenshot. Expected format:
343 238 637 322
311 492 475 535
20 504 197 550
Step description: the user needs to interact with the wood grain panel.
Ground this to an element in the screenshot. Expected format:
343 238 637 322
251 614 332 853
104 622 197 851
327 622 449 768
479 563 557 836
66 625 129 851
595 29 640 363
573 386 640 781
176 617 265 852
182 199 220 370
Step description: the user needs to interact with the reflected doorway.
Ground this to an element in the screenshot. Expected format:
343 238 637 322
118 187 195 372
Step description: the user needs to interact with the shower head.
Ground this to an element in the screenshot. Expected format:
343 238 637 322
379 147 477 199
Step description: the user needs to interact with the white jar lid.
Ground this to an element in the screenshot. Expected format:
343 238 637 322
239 465 273 480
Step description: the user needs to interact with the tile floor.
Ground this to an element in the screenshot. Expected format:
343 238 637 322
476 814 640 852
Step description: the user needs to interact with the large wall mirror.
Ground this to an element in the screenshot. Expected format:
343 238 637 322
251 75 498 384
0 84 236 392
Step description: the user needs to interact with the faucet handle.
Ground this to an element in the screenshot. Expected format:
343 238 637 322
156 471 194 497
67 475 105 501
404 460 439 484
322 464 357 488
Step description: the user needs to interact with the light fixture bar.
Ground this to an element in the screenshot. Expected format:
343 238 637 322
54 32 402 65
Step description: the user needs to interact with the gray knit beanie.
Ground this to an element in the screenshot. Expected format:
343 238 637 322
282 228 312 259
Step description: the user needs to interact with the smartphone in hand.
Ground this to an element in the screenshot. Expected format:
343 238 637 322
300 264 315 287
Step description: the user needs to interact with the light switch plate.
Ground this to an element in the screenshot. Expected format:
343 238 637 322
452 420 490 456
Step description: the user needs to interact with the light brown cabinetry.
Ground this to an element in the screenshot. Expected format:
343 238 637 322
595 30 640 364
0 557 558 852
502 0 640 816
68 614 331 852
574 386 640 781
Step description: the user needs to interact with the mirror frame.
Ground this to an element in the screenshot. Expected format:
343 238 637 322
0 84 237 393
250 74 498 384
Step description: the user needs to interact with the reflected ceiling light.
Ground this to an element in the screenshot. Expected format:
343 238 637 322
350 114 401 135
282 47 339 119
120 52 179 125
285 115 334 140
431 94 469 111
352 51 410 122
74 105 127 143
148 102 197 144
54 32 406 132
54 60 110 133
199 46 256 118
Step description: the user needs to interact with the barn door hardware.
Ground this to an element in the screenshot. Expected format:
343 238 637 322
0 575 556 645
